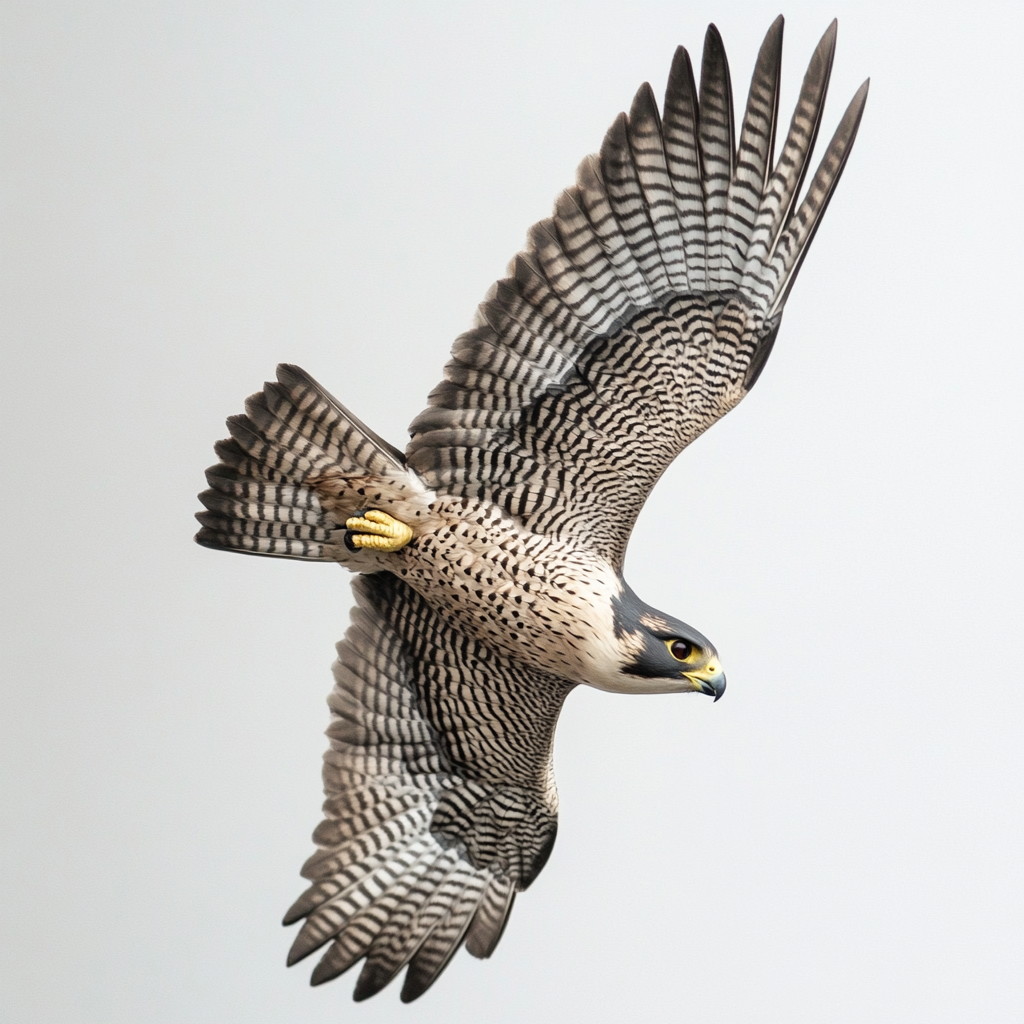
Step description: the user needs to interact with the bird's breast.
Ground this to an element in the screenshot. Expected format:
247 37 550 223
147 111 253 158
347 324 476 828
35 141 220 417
391 497 623 685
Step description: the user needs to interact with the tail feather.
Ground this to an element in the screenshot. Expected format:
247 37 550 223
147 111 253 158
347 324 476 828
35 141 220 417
195 512 333 559
195 364 431 563
241 394 339 474
197 482 323 525
201 464 317 507
211 437 293 484
276 363 407 472
230 407 337 481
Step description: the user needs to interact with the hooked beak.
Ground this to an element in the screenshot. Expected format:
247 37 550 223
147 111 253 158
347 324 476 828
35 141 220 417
701 672 727 702
684 661 727 702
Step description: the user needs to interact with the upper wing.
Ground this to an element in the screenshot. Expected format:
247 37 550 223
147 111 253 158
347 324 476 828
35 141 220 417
285 572 574 1002
407 19 868 566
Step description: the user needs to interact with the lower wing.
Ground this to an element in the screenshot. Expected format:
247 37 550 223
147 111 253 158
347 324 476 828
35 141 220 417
284 572 574 1002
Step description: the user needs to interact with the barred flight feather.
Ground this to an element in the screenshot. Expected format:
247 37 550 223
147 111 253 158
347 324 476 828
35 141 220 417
407 18 867 566
742 21 837 281
723 16 783 286
661 44 707 288
282 572 573 999
398 874 485 1002
697 24 736 291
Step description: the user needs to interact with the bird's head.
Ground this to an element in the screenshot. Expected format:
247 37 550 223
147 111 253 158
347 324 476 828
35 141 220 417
603 582 726 698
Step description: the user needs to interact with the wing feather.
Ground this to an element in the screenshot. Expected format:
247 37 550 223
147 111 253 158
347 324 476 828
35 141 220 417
601 110 673 299
399 874 485 1002
697 24 736 291
723 16 784 285
574 153 656 306
627 82 690 293
662 44 707 289
464 874 516 959
742 20 837 288
285 573 574 1000
408 21 866 565
760 79 869 318
551 187 638 326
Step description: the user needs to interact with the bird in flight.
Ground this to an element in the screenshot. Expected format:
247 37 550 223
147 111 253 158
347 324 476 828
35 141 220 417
196 16 867 1003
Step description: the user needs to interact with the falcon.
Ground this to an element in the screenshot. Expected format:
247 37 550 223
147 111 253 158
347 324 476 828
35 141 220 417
196 17 867 1002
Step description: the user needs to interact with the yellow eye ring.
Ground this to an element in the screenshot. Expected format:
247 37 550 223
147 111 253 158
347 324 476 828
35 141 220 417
666 639 693 662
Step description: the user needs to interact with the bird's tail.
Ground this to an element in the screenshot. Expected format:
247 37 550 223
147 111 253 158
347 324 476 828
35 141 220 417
195 364 432 564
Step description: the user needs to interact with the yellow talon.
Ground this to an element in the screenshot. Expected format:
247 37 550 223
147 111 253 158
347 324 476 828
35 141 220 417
344 509 414 553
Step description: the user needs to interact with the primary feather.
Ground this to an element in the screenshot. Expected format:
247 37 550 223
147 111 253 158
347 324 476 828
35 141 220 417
407 18 867 565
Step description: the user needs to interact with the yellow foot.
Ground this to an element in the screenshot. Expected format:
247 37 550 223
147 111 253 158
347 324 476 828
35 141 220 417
344 509 414 553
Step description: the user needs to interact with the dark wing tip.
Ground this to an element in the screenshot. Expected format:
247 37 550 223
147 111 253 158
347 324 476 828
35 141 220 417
820 18 839 61
629 81 661 129
352 964 391 1002
194 526 219 549
763 14 784 54
275 362 312 389
281 894 310 927
399 939 466 1003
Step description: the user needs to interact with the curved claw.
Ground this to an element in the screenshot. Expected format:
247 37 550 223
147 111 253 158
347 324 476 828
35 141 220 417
344 509 414 553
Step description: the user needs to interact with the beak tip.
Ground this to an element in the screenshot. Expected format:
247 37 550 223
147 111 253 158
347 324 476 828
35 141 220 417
711 674 726 702
689 670 727 702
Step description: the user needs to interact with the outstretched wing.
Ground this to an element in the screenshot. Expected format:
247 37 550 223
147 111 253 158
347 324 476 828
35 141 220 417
407 19 868 566
285 572 574 1002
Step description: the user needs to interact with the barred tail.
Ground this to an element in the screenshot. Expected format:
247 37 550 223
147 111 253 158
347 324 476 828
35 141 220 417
195 364 429 563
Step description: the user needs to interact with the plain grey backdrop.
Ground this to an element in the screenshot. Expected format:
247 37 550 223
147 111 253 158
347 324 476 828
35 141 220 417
3 1 1022 1021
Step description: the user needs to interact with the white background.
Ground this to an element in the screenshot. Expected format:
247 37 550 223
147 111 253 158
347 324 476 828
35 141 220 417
3 2 1022 1021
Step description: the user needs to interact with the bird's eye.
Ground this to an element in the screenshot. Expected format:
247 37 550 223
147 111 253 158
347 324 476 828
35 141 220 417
668 639 693 662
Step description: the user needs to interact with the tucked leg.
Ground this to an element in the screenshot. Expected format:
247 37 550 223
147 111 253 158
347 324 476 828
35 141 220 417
344 509 414 553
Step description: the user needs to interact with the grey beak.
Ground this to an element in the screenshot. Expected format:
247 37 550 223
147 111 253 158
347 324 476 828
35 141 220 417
701 673 727 702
